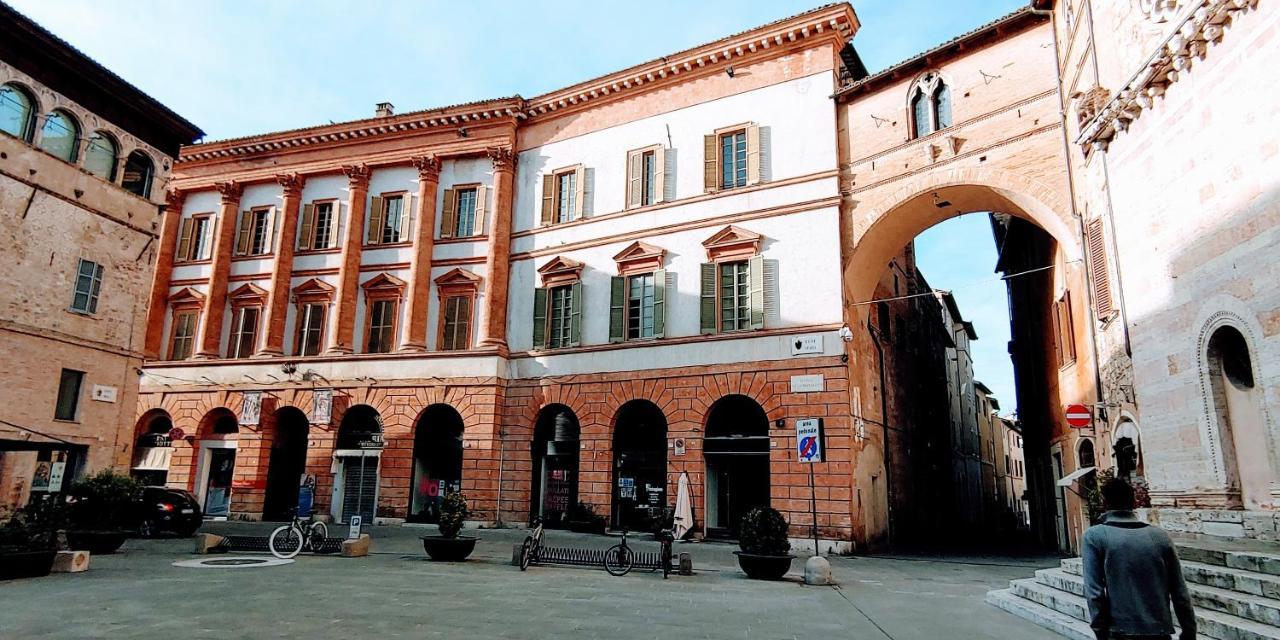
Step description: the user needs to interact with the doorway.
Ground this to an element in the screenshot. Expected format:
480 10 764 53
195 410 238 518
611 400 667 531
530 405 579 528
1051 446 1069 553
263 407 310 521
332 405 383 524
1207 325 1272 509
703 395 771 538
131 411 175 486
409 404 465 523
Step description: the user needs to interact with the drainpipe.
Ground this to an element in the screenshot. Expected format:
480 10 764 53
868 323 894 546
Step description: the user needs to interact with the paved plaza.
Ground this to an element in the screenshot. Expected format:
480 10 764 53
0 522 1062 639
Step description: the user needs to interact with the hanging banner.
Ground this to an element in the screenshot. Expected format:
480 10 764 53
313 389 333 424
241 391 262 426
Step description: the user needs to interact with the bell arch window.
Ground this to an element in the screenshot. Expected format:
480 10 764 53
83 131 119 181
122 150 155 198
909 73 952 139
0 83 38 142
40 109 80 162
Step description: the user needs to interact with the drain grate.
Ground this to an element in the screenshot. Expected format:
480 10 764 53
173 556 295 569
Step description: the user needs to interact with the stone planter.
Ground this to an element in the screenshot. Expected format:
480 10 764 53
67 530 128 555
734 551 795 580
0 550 57 580
420 535 478 561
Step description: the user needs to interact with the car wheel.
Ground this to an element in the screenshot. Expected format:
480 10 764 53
138 519 157 538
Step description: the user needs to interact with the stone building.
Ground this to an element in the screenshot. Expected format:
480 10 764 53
0 3 202 515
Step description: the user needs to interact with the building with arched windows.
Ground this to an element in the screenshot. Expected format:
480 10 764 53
0 4 202 516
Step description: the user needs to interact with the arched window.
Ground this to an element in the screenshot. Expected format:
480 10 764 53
122 150 154 198
0 83 37 142
83 131 119 181
909 73 952 139
40 109 80 162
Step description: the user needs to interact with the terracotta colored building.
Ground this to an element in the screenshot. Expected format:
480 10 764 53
0 3 202 516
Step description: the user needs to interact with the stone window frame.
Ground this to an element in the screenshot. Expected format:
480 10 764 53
699 225 766 335
297 198 341 253
440 183 487 239
166 287 206 361
907 71 953 140
227 283 268 359
532 256 584 350
366 190 413 246
361 272 407 354
291 278 336 357
609 241 668 343
539 164 586 227
434 268 482 351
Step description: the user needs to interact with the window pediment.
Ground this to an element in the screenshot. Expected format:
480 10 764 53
361 272 407 299
435 268 482 296
168 286 206 309
537 256 584 287
702 225 762 261
228 283 268 308
291 277 336 303
612 241 667 275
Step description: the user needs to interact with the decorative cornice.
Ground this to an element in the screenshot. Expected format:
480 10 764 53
537 256 585 287
164 188 185 212
342 164 371 190
486 146 515 171
702 224 763 261
275 172 305 197
411 155 442 181
1076 0 1260 152
214 180 242 204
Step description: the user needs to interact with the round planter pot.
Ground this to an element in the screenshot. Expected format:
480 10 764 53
67 530 128 555
0 550 57 580
734 551 795 580
420 535 478 562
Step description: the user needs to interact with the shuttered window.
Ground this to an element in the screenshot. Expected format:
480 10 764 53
70 258 104 314
548 285 574 348
455 188 477 237
299 202 335 251
296 303 326 356
366 299 397 353
236 209 272 256
719 260 750 331
229 306 260 359
1053 291 1077 367
1086 219 1114 319
381 195 405 244
533 283 582 350
170 310 198 360
608 272 666 342
555 172 576 224
700 257 766 334
704 124 761 193
720 131 747 189
176 215 211 262
440 295 472 351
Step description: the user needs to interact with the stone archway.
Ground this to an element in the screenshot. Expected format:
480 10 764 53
193 408 238 517
333 404 383 523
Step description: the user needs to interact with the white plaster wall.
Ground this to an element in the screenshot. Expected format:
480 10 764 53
436 157 494 237
142 353 510 387
512 72 838 235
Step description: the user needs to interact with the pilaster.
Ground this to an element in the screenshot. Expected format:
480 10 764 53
196 180 242 358
401 155 442 352
144 188 184 359
327 165 371 354
478 147 514 350
259 173 305 356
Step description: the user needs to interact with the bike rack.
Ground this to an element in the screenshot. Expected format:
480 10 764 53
521 544 668 572
212 535 344 555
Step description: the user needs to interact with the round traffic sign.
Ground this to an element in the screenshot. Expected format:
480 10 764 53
1065 404 1092 428
168 427 186 441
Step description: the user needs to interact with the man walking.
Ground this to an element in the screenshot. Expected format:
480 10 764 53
1083 478 1196 640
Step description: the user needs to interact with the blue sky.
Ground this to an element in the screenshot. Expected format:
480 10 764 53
11 0 1025 411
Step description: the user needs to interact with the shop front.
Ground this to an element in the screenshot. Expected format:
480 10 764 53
531 405 579 527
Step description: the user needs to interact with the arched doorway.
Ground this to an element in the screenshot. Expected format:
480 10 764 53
611 400 668 531
1206 325 1272 509
131 410 175 486
1113 419 1142 480
409 404 465 523
530 404 579 528
333 405 383 523
263 407 310 521
704 394 770 538
195 409 238 518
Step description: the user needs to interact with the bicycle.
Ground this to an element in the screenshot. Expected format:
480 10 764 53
268 508 329 559
603 529 635 576
519 516 544 571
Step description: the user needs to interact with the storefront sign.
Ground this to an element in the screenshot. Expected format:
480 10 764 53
790 334 823 356
241 391 262 426
47 457 67 493
139 433 172 448
231 478 264 490
313 389 333 424
796 418 823 463
91 385 118 403
356 432 384 449
789 374 824 393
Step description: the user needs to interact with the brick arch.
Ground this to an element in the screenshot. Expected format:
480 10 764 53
600 378 678 428
846 164 1078 304
687 371 782 429
409 387 482 432
133 407 174 439
519 384 590 427
196 406 239 438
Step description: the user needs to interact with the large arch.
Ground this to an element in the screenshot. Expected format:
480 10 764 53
409 404 465 523
263 406 311 521
1204 324 1273 510
611 399 668 531
703 394 771 538
131 409 175 486
530 403 580 528
332 404 383 523
193 408 238 517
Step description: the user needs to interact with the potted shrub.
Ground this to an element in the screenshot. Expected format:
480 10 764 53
734 506 795 580
0 497 66 580
420 491 477 561
67 470 141 554
566 501 606 534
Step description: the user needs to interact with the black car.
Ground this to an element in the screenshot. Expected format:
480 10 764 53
134 487 202 537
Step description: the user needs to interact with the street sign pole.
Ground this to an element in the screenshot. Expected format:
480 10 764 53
796 417 824 557
809 463 819 557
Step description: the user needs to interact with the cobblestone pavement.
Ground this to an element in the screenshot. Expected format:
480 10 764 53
0 522 1063 639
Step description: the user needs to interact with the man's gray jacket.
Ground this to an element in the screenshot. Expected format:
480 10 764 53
1082 510 1197 639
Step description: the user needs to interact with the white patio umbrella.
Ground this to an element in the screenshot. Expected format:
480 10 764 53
673 471 694 540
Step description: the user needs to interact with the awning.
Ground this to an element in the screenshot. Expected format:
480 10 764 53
132 446 173 471
1057 466 1096 487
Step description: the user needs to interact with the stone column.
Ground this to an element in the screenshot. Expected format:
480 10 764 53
478 147 515 350
143 189 185 359
258 173 306 357
400 155 442 352
196 181 242 359
327 165 371 354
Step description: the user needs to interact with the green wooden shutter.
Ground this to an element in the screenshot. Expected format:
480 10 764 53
652 269 666 339
700 263 717 335
532 287 548 350
540 174 555 226
175 217 193 262
366 196 384 244
569 281 583 347
609 275 626 343
749 255 765 330
440 189 456 238
234 210 252 255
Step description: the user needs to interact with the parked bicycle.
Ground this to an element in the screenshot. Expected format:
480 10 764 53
604 528 675 578
519 516 545 571
268 508 329 559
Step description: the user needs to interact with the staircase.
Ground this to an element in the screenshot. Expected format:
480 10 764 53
987 539 1280 640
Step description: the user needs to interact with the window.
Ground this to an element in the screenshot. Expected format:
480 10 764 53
40 110 80 162
70 258 104 314
539 167 584 226
1086 218 1114 318
909 74 952 139
365 299 397 353
298 202 336 251
532 258 583 349
122 150 154 198
236 209 272 256
366 194 408 245
556 172 576 223
547 285 574 349
54 369 84 421
703 124 760 193
440 295 472 351
229 306 260 358
176 214 211 262
1052 291 1077 367
169 310 199 360
442 186 484 238
83 132 118 181
719 261 751 331
627 273 656 338
626 146 666 209
296 303 327 356
720 131 747 189
0 83 37 142
609 271 666 342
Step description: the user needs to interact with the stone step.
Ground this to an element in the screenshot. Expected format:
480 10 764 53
1010 578 1089 621
985 588 1096 640
1177 545 1280 578
1196 609 1280 640
1064 556 1280 601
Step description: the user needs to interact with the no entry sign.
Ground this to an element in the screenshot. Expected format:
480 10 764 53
1065 404 1093 428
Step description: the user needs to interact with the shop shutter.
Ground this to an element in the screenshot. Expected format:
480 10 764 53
572 166 586 220
298 204 315 250
609 276 626 343
366 196 384 244
653 269 666 338
440 189 456 238
234 210 252 255
700 263 717 334
540 174 555 226
746 124 762 186
176 217 193 262
748 255 765 330
569 281 583 347
627 150 643 209
703 134 718 192
1087 219 1113 318
475 186 488 235
532 287 548 350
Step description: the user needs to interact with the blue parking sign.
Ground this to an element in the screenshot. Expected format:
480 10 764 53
796 418 822 463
